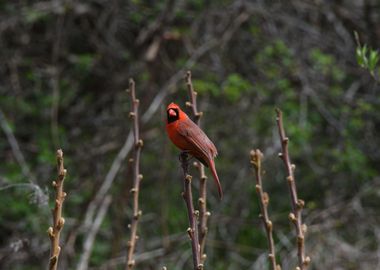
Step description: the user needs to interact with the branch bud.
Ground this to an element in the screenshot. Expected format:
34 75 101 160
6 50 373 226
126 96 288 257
57 217 65 230
266 220 273 230
297 199 305 209
47 227 54 238
255 184 261 192
286 176 294 183
297 235 304 243
263 192 269 205
187 227 193 239
127 260 135 267
49 255 58 265
288 213 296 222
55 199 61 207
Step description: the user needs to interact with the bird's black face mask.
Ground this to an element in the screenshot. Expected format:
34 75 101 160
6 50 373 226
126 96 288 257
167 108 179 123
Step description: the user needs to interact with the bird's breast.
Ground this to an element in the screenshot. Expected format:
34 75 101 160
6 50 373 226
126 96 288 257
166 122 192 151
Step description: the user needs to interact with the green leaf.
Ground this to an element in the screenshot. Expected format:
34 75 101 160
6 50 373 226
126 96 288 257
368 50 379 71
356 46 364 67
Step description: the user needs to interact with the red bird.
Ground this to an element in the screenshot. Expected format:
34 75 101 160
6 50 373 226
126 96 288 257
166 102 223 199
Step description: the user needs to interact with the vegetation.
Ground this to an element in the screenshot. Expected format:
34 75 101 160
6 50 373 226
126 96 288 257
0 1 379 269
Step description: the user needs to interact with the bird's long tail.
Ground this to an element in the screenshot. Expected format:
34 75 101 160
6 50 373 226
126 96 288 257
208 159 223 199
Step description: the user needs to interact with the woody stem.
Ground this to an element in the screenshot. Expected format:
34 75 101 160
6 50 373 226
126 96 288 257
180 152 203 270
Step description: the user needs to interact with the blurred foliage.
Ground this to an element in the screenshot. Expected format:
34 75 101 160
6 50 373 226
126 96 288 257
0 1 380 270
356 32 379 80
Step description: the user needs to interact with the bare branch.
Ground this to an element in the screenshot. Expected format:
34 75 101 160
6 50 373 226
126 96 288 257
0 108 35 181
185 71 202 124
250 149 281 270
185 70 208 264
47 149 67 270
275 109 310 270
179 152 203 270
126 78 144 270
76 195 112 270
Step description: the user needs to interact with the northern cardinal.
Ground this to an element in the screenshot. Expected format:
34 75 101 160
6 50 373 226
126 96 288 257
166 102 223 199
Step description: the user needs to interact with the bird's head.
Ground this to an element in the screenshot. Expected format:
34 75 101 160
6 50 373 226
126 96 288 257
167 103 186 123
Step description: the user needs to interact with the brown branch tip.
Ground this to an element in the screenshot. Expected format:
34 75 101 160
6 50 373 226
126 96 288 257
126 78 143 270
185 70 208 264
250 149 281 270
47 149 67 270
180 153 203 270
275 109 310 270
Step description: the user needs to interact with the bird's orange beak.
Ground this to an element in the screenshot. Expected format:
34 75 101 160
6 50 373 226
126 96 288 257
168 108 177 117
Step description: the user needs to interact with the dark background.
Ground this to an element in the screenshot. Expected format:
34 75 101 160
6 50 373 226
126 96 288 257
1 1 380 269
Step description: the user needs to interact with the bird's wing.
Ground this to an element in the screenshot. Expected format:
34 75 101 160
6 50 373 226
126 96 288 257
177 118 218 159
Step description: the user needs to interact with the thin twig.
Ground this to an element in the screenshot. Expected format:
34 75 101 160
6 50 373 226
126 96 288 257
179 152 203 270
95 248 166 270
185 71 209 263
250 149 281 270
126 79 144 270
0 109 46 205
275 109 310 270
0 109 35 181
47 149 67 270
76 195 112 270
